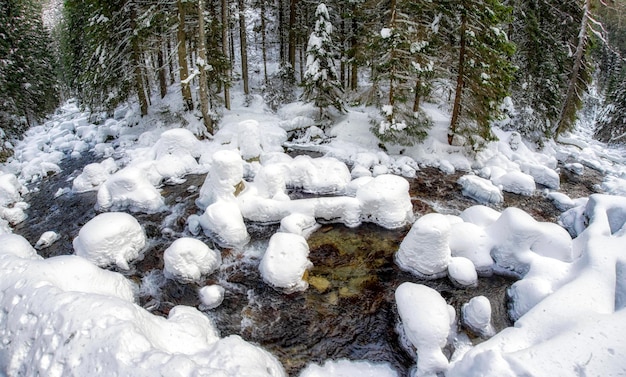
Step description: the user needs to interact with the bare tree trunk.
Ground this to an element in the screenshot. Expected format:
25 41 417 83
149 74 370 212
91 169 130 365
387 0 397 121
278 0 285 63
413 80 421 113
130 6 148 116
238 0 249 95
222 0 231 109
555 0 590 136
198 0 214 134
167 38 176 85
288 0 298 69
157 41 167 98
260 0 268 83
449 13 467 145
350 3 358 91
177 0 194 111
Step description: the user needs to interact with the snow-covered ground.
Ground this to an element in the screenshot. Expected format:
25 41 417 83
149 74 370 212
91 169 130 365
1 89 625 376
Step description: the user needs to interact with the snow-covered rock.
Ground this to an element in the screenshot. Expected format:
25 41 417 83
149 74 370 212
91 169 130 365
449 222 494 274
356 174 414 229
520 162 560 190
197 149 245 210
279 213 319 238
395 283 451 377
73 212 147 270
199 285 226 309
395 213 451 278
96 166 165 213
458 175 503 205
35 231 60 250
72 158 118 192
259 232 312 293
163 238 221 283
197 200 250 248
299 359 398 377
491 171 535 196
448 257 478 287
461 296 495 338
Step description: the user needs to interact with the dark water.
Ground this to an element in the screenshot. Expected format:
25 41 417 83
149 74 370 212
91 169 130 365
12 155 602 376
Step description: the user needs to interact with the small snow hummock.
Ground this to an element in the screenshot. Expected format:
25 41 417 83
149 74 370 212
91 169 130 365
259 232 312 293
163 238 221 283
448 257 478 287
34 230 60 250
461 296 495 338
491 171 535 196
96 166 165 213
195 200 251 248
458 175 503 205
356 174 414 229
199 285 225 309
73 212 147 270
449 221 494 275
395 283 451 377
72 157 117 192
279 213 319 238
395 213 452 278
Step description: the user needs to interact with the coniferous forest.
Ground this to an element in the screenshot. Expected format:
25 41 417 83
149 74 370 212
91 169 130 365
2 0 626 153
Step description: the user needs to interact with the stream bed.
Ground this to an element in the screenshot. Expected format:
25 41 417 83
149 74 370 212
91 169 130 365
13 155 603 376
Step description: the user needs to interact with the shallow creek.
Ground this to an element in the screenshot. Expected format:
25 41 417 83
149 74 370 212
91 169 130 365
13 155 602 376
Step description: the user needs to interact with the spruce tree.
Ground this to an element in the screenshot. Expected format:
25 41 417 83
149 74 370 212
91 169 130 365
301 3 345 120
448 0 516 148
369 0 436 146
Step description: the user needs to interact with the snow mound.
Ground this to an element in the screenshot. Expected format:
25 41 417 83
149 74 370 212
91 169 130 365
448 257 478 287
458 175 503 204
163 238 221 283
0 172 29 226
96 166 165 213
259 232 312 293
72 157 117 193
491 171 535 196
199 285 225 310
356 174 414 229
395 282 452 377
461 296 495 338
73 212 147 270
395 213 452 278
299 359 398 377
0 236 286 377
195 200 251 248
34 231 60 250
449 222 494 274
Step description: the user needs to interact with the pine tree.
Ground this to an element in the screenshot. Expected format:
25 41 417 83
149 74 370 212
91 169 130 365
448 0 516 148
0 0 59 138
595 80 626 144
301 3 345 120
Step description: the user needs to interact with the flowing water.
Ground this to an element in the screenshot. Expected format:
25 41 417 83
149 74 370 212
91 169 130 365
13 155 603 376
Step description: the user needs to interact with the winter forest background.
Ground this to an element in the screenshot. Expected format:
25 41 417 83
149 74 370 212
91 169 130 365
2 0 626 156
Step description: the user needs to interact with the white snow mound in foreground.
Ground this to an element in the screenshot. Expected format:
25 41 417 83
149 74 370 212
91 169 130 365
0 234 286 377
299 359 398 377
396 213 452 277
73 212 146 270
259 232 312 293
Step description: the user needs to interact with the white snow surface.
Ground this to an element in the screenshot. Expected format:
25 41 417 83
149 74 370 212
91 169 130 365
299 359 398 377
259 232 312 293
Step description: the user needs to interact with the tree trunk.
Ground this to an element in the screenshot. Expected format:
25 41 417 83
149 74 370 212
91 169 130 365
167 38 176 85
260 0 268 83
177 0 194 111
350 3 358 91
413 79 421 113
555 0 590 136
449 13 467 145
387 0 397 120
157 41 167 99
238 0 249 95
130 6 148 116
198 0 213 134
278 0 285 63
222 0 231 109
288 0 298 69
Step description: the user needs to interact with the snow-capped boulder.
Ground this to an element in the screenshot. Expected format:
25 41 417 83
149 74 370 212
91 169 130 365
198 201 250 248
197 149 244 210
163 238 221 283
520 162 560 190
448 257 478 287
73 212 146 270
96 166 165 213
458 175 503 204
199 285 226 309
396 213 452 278
395 283 451 377
259 232 312 293
356 174 414 229
491 171 535 196
461 296 495 338
35 231 60 250
449 222 494 274
73 158 117 192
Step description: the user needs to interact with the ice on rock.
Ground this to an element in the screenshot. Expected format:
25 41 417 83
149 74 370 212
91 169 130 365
299 359 398 377
97 166 165 213
73 212 147 270
461 296 495 338
395 283 451 377
396 213 452 278
199 285 225 309
163 238 221 283
448 257 478 287
449 222 494 274
491 171 535 196
72 157 117 192
356 174 414 229
458 175 503 205
259 232 312 293
34 231 60 250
